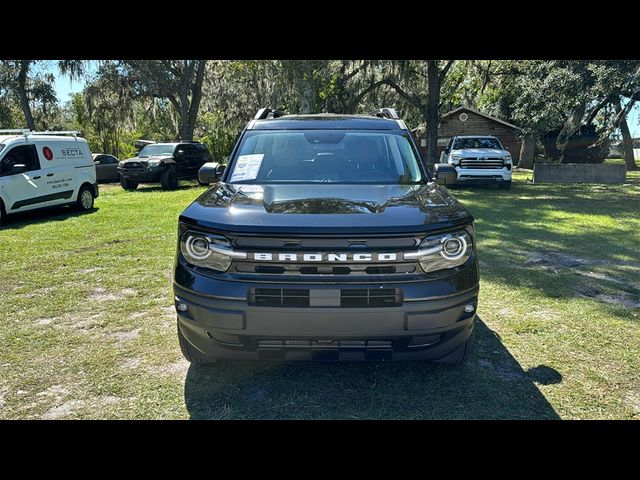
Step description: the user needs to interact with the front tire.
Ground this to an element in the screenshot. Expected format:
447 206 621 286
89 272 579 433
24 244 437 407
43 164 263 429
120 176 138 191
75 185 95 211
177 320 216 365
160 167 178 190
500 180 512 190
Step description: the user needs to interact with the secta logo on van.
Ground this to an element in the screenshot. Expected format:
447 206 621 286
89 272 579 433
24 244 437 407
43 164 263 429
60 148 85 157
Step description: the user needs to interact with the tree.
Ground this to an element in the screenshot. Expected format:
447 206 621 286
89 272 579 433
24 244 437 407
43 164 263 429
614 98 639 171
119 60 208 140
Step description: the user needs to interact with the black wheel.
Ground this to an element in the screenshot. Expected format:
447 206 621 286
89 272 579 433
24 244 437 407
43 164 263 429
75 185 95 211
434 326 475 366
160 167 178 190
501 180 512 190
0 199 5 226
177 320 216 365
120 176 138 191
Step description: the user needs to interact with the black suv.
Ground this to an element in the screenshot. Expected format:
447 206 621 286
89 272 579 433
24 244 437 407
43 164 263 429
173 108 478 364
118 141 212 190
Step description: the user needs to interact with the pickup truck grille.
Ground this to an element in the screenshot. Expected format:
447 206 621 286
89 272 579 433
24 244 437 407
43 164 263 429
122 162 146 170
459 158 504 169
228 234 422 279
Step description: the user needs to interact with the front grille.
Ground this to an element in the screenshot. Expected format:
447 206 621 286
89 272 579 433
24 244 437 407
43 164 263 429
248 288 402 308
233 263 418 276
123 162 145 170
459 158 504 169
229 234 422 278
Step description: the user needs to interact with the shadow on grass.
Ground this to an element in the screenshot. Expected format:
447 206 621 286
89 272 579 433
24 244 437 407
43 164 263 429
126 182 204 194
451 181 640 311
1 206 99 230
183 317 561 419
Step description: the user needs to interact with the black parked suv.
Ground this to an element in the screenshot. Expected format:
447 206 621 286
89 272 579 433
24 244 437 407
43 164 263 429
173 108 478 364
118 141 212 190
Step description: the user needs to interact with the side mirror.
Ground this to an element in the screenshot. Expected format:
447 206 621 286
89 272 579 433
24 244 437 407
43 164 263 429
433 163 457 186
94 160 101 165
198 162 224 185
11 163 27 174
176 149 185 156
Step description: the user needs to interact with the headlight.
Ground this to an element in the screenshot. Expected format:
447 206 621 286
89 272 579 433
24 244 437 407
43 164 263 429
407 229 473 273
180 230 241 272
451 155 462 162
147 159 161 167
502 155 512 162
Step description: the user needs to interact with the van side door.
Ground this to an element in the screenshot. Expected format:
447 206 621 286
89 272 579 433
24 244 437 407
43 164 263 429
39 142 80 207
0 144 48 213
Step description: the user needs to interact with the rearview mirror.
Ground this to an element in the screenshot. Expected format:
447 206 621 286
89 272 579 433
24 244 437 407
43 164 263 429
433 163 457 186
198 162 225 185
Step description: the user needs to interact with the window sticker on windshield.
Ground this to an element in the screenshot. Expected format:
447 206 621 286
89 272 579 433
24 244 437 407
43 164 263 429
231 154 264 182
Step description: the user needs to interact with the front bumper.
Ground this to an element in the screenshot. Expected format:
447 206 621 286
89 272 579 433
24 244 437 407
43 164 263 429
455 167 512 183
117 167 163 182
173 259 479 361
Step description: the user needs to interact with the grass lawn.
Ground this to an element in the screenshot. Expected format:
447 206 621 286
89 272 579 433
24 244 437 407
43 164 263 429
0 171 638 419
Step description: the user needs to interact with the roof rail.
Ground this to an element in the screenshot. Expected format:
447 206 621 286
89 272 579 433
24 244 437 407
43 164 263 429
179 140 201 144
254 108 287 120
370 108 400 120
0 129 30 134
29 130 80 136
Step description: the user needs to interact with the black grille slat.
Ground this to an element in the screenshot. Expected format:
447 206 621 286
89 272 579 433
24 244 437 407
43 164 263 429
249 288 402 308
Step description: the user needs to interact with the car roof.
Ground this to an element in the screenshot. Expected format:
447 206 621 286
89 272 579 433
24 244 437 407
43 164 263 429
251 114 405 131
454 135 498 139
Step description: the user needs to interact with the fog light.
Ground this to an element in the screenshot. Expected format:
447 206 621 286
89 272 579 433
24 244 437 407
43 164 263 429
464 304 475 313
175 297 188 312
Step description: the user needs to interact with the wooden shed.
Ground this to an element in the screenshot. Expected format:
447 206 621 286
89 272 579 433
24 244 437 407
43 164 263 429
413 107 523 162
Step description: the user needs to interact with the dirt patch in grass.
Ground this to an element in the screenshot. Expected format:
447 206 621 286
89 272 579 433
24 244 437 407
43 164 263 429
109 328 141 342
42 400 84 419
575 284 640 309
0 386 8 409
151 358 189 377
36 385 70 399
89 288 122 302
122 357 142 369
34 317 58 326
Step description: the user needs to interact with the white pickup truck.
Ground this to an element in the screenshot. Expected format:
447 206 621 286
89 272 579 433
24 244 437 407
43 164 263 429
439 135 512 189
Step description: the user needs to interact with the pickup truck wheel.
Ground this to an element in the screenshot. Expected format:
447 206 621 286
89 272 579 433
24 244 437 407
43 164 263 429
75 185 95 211
0 200 5 225
501 180 512 190
160 167 178 190
120 176 138 191
177 320 216 365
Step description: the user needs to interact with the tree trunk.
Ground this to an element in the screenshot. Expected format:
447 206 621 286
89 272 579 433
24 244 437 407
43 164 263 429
615 99 639 171
185 60 206 141
518 134 536 169
16 60 36 130
425 60 440 166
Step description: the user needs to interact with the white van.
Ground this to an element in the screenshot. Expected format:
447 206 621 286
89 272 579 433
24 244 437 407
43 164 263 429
0 130 98 224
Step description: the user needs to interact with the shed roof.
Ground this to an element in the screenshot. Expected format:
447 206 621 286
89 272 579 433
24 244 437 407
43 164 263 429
441 106 521 130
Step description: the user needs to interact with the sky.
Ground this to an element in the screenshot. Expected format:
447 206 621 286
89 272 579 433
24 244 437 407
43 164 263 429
47 61 640 138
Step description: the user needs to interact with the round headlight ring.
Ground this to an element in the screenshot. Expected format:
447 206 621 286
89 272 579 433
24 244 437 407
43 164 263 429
185 235 211 260
440 235 467 261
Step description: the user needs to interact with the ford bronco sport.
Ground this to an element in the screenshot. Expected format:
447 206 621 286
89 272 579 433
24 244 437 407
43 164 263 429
173 108 479 363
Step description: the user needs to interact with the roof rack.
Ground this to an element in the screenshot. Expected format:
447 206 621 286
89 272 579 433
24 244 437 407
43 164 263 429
0 129 31 134
254 108 287 120
29 130 80 137
179 140 201 144
370 108 400 120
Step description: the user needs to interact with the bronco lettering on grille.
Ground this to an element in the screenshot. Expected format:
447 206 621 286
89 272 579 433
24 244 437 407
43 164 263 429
248 253 397 262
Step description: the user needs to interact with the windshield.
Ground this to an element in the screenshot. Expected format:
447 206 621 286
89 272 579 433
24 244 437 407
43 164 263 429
228 130 424 184
138 144 176 158
453 137 502 149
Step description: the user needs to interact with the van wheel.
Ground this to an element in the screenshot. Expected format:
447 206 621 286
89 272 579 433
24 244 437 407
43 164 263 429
76 185 95 211
120 176 138 190
161 167 178 190
177 320 216 365
0 200 5 225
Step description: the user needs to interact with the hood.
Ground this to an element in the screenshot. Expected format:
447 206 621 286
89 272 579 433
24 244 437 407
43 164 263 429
180 183 473 234
451 148 508 157
124 154 173 162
